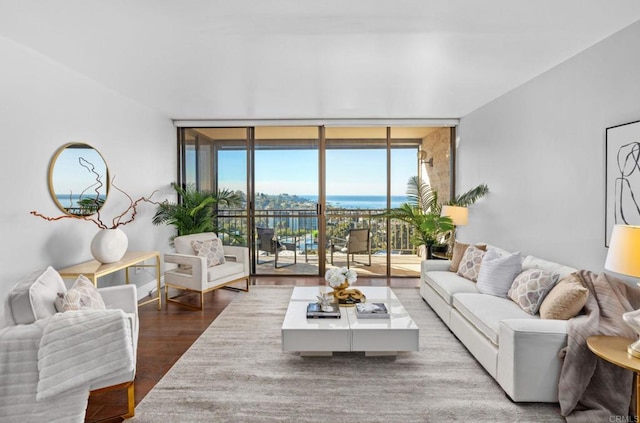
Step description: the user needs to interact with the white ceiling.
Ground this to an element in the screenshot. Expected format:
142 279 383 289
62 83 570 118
1 0 640 121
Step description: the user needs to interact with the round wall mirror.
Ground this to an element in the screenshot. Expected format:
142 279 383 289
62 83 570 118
48 143 109 216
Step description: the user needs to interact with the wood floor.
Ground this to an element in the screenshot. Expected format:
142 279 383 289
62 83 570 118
84 276 419 422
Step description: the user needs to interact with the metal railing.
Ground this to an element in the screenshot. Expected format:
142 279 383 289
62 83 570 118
216 208 417 254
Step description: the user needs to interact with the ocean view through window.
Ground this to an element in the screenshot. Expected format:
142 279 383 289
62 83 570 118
179 125 453 278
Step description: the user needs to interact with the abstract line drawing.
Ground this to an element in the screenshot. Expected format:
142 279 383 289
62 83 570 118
606 120 640 246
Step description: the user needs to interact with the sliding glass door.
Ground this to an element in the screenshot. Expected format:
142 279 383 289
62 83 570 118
253 127 320 275
179 125 452 278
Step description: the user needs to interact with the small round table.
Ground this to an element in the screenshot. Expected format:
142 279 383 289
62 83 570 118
586 335 640 417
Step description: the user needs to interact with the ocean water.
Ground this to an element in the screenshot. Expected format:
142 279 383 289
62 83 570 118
301 195 407 209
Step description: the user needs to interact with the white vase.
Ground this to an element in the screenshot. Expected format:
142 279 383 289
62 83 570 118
90 228 128 263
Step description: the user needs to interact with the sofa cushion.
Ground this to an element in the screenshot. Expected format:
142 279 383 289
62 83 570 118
449 242 487 272
476 249 522 297
457 246 487 282
55 275 106 312
508 269 559 315
539 273 588 320
522 255 577 279
424 271 479 305
9 266 66 325
453 293 537 345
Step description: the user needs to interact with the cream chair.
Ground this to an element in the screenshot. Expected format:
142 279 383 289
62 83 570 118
2 266 139 420
163 232 250 310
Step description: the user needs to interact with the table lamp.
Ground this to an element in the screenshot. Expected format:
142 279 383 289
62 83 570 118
441 205 468 254
605 224 640 358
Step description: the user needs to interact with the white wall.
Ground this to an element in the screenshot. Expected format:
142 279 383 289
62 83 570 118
457 21 640 272
0 36 176 325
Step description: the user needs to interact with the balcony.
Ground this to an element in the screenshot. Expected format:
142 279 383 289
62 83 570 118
217 208 423 277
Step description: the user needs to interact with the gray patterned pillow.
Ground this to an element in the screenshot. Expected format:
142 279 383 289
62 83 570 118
55 275 106 312
456 245 486 282
192 238 226 267
508 269 559 315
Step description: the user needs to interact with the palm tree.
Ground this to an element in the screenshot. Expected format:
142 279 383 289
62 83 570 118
152 183 242 244
383 177 489 257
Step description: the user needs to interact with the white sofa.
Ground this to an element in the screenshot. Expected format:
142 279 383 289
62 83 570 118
420 247 577 402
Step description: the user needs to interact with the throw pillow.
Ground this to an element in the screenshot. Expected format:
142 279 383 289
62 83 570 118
539 273 589 320
8 266 67 324
192 238 226 267
55 275 106 312
508 268 559 315
456 245 487 282
476 249 523 297
449 242 487 272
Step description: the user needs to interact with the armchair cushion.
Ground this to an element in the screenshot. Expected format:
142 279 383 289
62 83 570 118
8 266 66 325
55 275 106 312
192 238 226 267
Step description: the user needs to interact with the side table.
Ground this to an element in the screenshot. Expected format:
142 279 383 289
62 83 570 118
58 251 162 310
586 335 639 416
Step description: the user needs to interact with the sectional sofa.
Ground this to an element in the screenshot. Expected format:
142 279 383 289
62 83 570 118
420 245 577 402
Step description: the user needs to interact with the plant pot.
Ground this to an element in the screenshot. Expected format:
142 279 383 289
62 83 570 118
90 228 128 263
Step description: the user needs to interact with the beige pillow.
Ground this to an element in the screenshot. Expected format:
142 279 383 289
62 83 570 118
449 242 486 272
192 238 226 267
539 273 588 320
456 245 487 282
55 275 106 312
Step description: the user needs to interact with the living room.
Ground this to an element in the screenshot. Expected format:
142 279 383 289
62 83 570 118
2 2 640 422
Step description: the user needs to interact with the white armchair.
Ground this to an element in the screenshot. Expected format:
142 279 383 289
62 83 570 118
163 232 250 310
0 266 139 421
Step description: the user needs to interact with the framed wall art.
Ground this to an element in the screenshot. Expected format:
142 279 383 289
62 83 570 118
605 119 640 246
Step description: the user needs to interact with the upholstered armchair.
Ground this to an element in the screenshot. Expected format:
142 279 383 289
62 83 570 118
330 228 372 268
1 266 139 421
163 232 250 310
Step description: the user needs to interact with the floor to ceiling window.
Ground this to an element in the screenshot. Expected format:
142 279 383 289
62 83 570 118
178 125 453 278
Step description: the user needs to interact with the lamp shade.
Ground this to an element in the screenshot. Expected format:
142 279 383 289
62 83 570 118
605 225 640 277
441 205 468 226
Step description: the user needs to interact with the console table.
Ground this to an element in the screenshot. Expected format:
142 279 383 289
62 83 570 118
57 251 162 310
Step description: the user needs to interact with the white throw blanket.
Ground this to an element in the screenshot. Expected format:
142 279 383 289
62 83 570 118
0 309 134 422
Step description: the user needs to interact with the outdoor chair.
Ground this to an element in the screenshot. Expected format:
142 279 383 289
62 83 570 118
330 228 372 268
256 227 297 268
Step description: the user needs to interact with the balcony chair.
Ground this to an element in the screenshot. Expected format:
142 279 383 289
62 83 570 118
330 228 372 268
163 232 249 310
256 227 297 268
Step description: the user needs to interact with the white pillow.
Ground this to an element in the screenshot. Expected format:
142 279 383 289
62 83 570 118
8 266 66 324
55 275 106 312
476 249 523 297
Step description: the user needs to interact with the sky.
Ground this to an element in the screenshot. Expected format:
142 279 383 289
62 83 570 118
52 145 108 196
215 147 418 196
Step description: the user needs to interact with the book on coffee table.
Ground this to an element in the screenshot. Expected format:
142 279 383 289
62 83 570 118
355 302 389 319
306 302 341 318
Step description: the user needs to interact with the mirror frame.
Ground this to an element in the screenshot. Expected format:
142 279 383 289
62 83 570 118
48 142 110 216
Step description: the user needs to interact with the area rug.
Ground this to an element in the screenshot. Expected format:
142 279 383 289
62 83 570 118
129 287 563 422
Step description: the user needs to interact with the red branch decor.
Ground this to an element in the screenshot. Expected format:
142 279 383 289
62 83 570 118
31 176 158 229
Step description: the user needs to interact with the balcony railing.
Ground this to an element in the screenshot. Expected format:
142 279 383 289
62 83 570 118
216 208 418 255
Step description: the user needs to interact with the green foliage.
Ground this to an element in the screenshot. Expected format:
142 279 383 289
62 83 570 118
384 203 453 246
383 177 489 248
152 183 242 244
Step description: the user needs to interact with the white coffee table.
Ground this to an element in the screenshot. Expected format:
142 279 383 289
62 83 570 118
281 286 419 356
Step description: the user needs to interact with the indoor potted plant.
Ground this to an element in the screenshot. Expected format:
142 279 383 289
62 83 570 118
152 182 242 245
